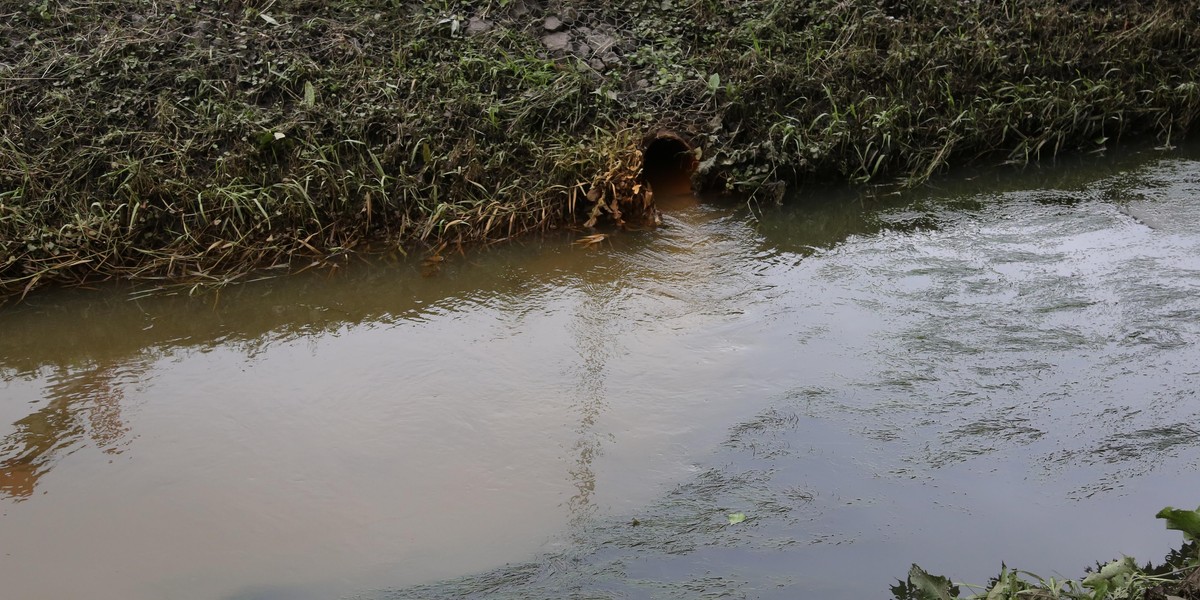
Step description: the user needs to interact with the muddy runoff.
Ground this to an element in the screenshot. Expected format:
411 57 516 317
3 145 1200 599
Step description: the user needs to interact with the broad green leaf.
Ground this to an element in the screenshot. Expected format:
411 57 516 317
1082 556 1137 592
727 512 746 525
303 81 315 108
1156 506 1200 541
908 564 958 600
1086 579 1109 600
985 565 1019 600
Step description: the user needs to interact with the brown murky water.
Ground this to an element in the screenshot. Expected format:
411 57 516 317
3 145 1200 600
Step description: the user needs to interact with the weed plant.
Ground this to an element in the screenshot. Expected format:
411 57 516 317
2 0 1198 299
894 506 1200 600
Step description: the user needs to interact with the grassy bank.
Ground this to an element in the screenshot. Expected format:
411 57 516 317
2 0 1199 300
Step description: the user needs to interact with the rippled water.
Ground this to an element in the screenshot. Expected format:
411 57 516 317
3 146 1200 599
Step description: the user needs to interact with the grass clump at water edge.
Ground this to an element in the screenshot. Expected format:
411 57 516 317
894 506 1200 600
2 0 1199 301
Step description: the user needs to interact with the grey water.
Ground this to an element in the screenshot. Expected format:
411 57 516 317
2 144 1199 600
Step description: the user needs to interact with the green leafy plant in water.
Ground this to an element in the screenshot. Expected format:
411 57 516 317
1157 505 1200 543
891 564 960 600
1080 556 1138 600
893 506 1200 600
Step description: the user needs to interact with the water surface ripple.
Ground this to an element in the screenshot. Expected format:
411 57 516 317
2 148 1200 600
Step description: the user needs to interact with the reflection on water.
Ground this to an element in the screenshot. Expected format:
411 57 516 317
1 363 139 500
3 143 1200 599
564 278 617 524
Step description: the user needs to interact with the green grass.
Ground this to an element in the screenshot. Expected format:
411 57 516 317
2 0 1198 300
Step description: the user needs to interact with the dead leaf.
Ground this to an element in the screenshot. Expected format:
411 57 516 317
574 233 608 247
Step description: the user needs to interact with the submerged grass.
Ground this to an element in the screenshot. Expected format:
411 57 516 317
2 0 1199 300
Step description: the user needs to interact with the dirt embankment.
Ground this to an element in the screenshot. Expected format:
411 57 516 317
2 0 1199 300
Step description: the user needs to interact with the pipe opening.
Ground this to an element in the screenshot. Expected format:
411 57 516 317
642 133 697 197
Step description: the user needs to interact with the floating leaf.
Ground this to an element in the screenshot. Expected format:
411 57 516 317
574 233 607 247
727 512 746 525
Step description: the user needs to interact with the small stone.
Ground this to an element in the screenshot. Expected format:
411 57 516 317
560 7 578 25
589 58 606 72
466 17 492 35
541 31 571 53
601 52 620 65
575 42 591 56
543 15 562 31
586 32 615 54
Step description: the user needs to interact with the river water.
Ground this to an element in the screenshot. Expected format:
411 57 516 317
3 146 1200 599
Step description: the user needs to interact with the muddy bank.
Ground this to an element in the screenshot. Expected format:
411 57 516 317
2 0 1199 300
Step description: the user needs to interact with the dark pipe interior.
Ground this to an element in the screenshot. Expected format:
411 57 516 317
642 137 695 196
